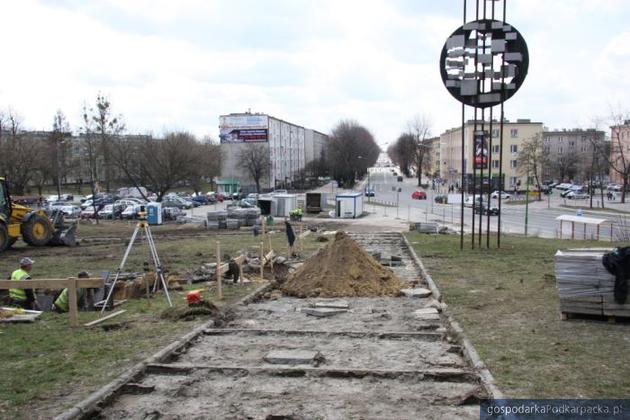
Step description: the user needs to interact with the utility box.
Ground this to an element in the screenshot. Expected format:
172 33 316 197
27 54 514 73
306 192 327 213
335 192 364 218
274 194 298 217
147 202 163 225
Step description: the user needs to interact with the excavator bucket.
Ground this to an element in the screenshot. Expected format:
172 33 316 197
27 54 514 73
50 223 77 246
49 210 77 247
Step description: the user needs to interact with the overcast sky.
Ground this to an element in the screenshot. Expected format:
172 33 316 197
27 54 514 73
1 0 629 146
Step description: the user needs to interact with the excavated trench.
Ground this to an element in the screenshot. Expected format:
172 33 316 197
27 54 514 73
85 232 487 420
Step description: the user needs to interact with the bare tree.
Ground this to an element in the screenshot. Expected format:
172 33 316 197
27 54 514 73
0 111 44 195
50 110 71 198
113 132 206 201
188 141 221 195
237 144 270 193
407 115 432 187
89 93 125 192
517 133 548 200
388 134 415 177
327 120 379 188
604 109 630 203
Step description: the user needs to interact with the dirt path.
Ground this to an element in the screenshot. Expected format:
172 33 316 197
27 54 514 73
71 233 488 419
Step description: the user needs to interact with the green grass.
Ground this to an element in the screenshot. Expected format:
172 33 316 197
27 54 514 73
0 225 321 419
405 233 630 398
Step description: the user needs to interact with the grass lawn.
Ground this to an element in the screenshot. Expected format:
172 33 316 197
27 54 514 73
0 224 320 419
405 233 630 399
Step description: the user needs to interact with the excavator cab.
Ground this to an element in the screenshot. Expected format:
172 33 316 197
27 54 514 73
0 177 76 253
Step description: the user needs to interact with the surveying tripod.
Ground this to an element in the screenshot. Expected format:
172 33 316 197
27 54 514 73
100 220 173 315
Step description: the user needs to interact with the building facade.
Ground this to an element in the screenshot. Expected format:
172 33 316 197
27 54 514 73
438 119 543 191
542 128 606 183
610 120 630 185
219 113 328 192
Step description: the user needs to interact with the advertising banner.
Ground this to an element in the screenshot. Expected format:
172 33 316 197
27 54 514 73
219 115 268 129
474 130 489 170
220 128 268 143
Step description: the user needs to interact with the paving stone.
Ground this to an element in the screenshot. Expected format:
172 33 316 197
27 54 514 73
301 307 348 317
314 300 350 309
255 303 295 313
400 288 432 298
413 307 441 320
264 350 320 365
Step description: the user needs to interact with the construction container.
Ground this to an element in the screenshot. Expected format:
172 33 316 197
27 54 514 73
146 202 162 225
273 194 298 217
335 192 364 218
306 192 327 213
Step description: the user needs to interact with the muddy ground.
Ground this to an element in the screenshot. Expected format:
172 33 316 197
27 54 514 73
94 233 486 420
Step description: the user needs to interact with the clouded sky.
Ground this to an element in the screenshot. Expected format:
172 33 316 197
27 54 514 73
1 0 629 146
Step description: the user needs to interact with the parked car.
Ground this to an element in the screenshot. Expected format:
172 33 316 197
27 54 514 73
561 186 583 198
555 183 573 191
163 206 184 221
238 199 257 208
434 194 448 204
364 187 375 197
121 204 144 219
473 203 500 216
191 195 209 205
47 202 81 218
565 191 590 199
162 195 193 209
98 204 116 219
411 191 427 200
464 195 484 207
490 190 511 199
80 207 99 219
607 183 622 192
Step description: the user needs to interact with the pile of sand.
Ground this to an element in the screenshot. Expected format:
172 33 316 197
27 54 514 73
282 231 403 298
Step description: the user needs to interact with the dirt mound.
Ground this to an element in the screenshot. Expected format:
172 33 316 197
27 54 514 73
282 231 402 298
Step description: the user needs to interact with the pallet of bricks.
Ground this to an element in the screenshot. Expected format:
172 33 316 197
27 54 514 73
555 248 630 320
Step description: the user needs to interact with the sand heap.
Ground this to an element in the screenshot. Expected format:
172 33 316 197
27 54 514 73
282 231 403 298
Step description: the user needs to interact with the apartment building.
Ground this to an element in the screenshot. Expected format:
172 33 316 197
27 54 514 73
438 119 543 191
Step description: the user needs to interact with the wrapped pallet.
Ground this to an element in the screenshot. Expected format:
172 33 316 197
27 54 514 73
555 248 630 318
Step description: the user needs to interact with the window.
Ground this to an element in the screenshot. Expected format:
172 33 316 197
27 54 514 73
492 160 500 169
558 147 563 154
510 160 517 168
569 141 575 147
510 129 518 138
493 145 500 153
492 128 500 138
510 145 518 153
510 176 518 186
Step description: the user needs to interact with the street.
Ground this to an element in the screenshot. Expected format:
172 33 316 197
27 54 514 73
363 168 628 242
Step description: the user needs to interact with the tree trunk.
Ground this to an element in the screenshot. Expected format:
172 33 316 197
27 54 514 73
623 176 628 204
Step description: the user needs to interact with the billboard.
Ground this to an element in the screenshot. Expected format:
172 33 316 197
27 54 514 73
473 130 489 170
219 115 268 129
220 128 268 143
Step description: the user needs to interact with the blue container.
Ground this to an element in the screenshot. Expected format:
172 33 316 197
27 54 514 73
147 202 162 225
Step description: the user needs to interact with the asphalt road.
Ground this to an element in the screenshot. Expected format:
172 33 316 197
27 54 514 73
364 169 626 241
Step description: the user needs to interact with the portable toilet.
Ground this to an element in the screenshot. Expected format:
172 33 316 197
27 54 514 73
147 202 163 225
335 192 364 218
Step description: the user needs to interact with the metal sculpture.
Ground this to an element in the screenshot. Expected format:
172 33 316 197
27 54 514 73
439 0 529 249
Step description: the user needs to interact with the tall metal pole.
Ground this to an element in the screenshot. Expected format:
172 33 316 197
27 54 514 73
479 109 485 248
524 167 530 236
487 107 494 248
497 0 508 248
460 0 467 250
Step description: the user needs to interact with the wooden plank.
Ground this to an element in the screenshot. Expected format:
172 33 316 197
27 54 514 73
0 278 103 289
68 277 78 327
84 310 127 327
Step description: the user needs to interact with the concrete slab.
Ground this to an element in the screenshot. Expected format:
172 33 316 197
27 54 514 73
314 300 350 309
301 307 348 317
264 350 321 365
414 307 441 320
401 288 432 298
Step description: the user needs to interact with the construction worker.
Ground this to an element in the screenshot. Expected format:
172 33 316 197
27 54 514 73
53 271 95 313
9 257 41 310
223 255 240 284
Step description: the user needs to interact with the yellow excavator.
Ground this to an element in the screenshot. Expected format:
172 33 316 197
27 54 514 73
0 177 77 253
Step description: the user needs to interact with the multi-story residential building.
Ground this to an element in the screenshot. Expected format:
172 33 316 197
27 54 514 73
438 119 543 191
426 136 441 178
219 112 328 192
610 120 630 185
542 128 605 183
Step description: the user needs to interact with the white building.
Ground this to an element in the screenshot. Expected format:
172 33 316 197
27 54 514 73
219 113 328 192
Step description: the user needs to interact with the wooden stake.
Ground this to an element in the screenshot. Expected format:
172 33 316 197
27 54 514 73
215 241 223 299
84 310 127 327
68 277 78 327
260 241 264 280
